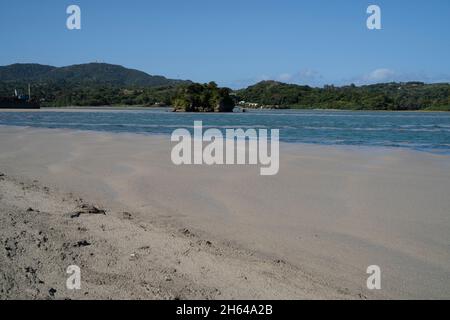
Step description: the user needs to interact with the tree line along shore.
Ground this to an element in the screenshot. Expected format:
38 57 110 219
1 63 449 111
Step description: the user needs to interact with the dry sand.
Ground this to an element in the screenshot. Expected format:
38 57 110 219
0 125 449 299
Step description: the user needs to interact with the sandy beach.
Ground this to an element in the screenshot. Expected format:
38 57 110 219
1 125 449 299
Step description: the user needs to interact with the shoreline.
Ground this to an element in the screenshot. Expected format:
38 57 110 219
1 123 449 157
1 126 449 299
1 106 449 112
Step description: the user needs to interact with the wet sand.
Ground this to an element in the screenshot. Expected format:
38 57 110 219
1 125 449 299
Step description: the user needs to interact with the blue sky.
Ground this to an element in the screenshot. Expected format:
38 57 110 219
0 0 449 88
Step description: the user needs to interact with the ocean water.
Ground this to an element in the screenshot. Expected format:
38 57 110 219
1 108 450 153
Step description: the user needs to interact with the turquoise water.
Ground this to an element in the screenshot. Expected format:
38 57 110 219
1 108 450 153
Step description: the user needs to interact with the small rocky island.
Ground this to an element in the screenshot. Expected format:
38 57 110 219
172 82 235 112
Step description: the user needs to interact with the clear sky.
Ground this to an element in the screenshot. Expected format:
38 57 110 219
0 0 449 88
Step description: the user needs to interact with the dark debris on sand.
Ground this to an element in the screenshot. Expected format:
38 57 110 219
70 204 106 218
74 240 91 247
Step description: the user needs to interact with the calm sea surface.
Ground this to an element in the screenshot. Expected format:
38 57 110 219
1 108 450 153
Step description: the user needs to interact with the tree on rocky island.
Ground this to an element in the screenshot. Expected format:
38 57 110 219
173 82 235 112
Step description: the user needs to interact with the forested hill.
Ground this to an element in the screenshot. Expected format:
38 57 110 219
0 63 191 107
0 63 188 87
235 81 450 111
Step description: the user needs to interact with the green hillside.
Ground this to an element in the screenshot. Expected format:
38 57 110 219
235 81 450 111
0 63 187 87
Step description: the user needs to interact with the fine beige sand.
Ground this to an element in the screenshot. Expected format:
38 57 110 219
0 125 449 299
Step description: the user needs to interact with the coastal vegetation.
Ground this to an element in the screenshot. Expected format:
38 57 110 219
235 81 450 111
172 82 234 112
0 63 449 111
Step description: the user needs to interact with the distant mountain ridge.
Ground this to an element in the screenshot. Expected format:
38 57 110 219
0 63 189 87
